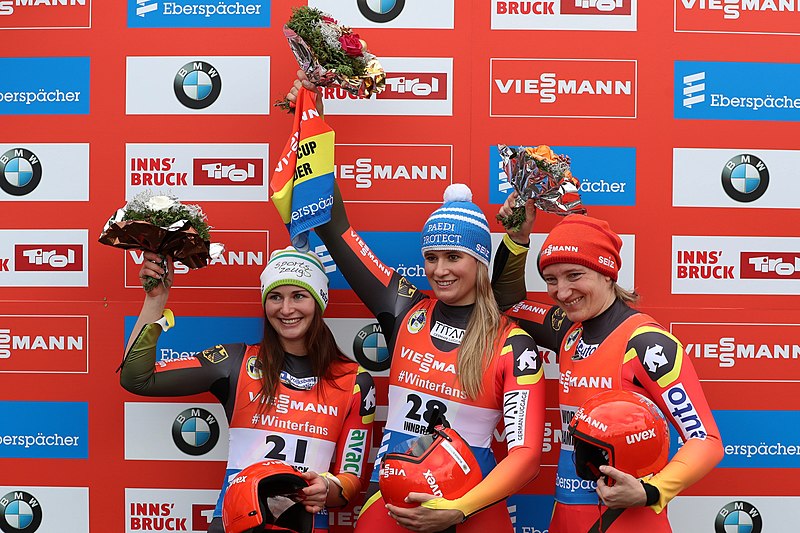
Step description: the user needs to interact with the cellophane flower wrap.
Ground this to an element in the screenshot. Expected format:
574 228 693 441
496 144 587 231
98 191 222 291
276 6 385 110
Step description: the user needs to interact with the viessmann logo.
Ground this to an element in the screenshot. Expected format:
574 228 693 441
335 144 451 204
125 230 267 289
126 144 269 201
490 58 637 118
0 315 88 374
321 57 452 116
0 0 90 29
676 0 800 35
671 322 800 383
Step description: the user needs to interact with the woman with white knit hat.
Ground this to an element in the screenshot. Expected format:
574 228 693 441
120 247 375 533
288 73 546 532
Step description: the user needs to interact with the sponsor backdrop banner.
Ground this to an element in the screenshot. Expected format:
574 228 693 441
0 1 797 532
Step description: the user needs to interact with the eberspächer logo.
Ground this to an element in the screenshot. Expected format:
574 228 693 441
675 61 800 122
128 0 270 28
173 61 221 109
0 57 89 115
721 153 768 203
715 501 762 533
0 148 41 196
172 407 220 456
0 491 42 533
358 0 405 22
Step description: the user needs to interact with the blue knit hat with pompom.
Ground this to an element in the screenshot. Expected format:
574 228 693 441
420 184 491 266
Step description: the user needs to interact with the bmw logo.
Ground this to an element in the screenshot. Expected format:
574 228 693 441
721 154 769 203
0 491 43 533
172 407 220 456
357 0 405 23
173 61 222 110
353 323 390 371
715 501 762 533
0 148 42 197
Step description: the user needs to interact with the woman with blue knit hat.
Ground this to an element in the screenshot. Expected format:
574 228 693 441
119 247 375 533
285 70 546 530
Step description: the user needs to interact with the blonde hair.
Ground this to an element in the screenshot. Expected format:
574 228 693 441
458 264 509 400
613 283 640 304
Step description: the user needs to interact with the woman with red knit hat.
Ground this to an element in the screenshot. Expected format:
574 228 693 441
492 195 723 533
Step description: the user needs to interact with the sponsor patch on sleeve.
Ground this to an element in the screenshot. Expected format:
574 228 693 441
507 330 543 385
356 369 377 421
343 226 394 287
625 328 683 388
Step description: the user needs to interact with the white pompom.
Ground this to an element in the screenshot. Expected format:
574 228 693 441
443 183 473 203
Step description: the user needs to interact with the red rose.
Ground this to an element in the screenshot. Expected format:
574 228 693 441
338 32 363 57
321 15 338 24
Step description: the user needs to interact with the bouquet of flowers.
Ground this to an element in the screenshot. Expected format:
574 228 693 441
275 6 385 111
98 191 222 292
496 144 587 231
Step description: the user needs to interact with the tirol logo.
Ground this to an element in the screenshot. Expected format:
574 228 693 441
0 315 88 373
172 407 220 456
193 158 264 185
714 501 762 533
128 0 270 29
14 244 83 272
125 230 267 289
721 154 768 202
323 72 446 101
0 148 41 196
336 144 451 203
562 0 631 14
173 61 222 109
353 322 389 371
490 58 637 118
676 0 800 36
0 0 90 29
126 144 269 201
0 490 42 533
358 0 404 22
740 252 800 279
321 57 452 116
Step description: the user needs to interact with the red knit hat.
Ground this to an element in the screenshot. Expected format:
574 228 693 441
538 215 622 281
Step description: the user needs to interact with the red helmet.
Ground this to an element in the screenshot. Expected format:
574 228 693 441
568 390 669 486
379 426 483 508
222 460 314 533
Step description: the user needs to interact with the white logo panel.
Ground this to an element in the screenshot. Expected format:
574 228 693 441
308 0 454 28
0 144 88 201
0 229 88 287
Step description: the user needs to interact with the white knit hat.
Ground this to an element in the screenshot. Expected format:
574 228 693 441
259 247 329 311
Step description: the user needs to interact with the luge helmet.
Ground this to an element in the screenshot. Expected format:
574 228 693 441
379 426 482 508
568 390 669 486
222 460 314 533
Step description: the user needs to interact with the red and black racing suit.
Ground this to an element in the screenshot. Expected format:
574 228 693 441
313 187 546 531
492 235 724 533
121 324 375 533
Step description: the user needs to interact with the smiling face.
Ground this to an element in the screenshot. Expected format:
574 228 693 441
541 263 616 323
263 285 318 354
423 250 478 306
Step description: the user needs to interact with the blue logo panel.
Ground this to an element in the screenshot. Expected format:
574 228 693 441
675 61 800 122
489 146 636 206
309 232 430 290
0 401 88 458
0 57 90 115
670 410 800 468
124 316 263 362
128 0 271 28
507 494 554 532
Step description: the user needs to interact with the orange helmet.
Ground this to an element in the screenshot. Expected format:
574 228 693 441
568 390 669 486
222 460 313 533
379 426 482 508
